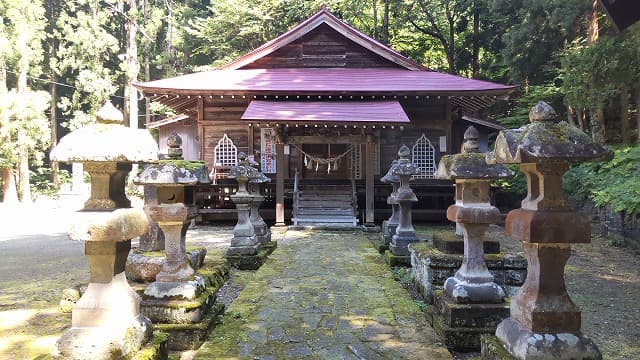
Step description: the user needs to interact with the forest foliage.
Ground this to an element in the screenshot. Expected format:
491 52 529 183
0 0 638 211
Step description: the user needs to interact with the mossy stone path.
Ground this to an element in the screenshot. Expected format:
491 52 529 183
195 229 451 359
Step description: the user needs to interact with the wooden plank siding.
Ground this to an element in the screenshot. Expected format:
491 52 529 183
241 24 402 70
158 121 199 160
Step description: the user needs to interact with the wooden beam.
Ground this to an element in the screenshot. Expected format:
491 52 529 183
203 106 246 112
445 97 452 153
287 135 368 144
365 140 374 225
248 126 254 155
197 98 204 160
275 142 286 226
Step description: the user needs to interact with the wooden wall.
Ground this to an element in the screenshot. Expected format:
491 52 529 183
241 24 403 69
197 96 451 179
158 121 199 160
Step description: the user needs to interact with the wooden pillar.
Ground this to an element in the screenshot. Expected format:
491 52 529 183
275 142 286 226
445 97 452 153
197 98 204 159
365 140 374 225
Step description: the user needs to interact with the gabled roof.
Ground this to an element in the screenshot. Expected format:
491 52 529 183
220 6 425 71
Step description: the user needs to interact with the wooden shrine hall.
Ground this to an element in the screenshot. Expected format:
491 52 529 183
135 6 515 227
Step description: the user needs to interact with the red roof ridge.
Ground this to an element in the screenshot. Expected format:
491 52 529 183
219 6 427 71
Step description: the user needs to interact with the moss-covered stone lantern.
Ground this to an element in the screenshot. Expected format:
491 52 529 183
226 152 264 269
389 145 420 257
486 101 612 360
380 160 400 248
436 126 513 303
50 101 158 210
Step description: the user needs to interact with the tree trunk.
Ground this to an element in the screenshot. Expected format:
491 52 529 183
143 0 150 126
447 13 456 74
46 0 60 188
50 80 60 188
636 89 640 144
576 108 584 131
472 1 479 78
589 107 606 144
1 167 18 203
566 105 577 128
123 0 138 129
382 0 390 44
588 0 599 44
620 85 630 144
17 131 31 202
372 0 378 39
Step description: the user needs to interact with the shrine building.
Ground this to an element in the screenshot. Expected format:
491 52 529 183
135 7 515 227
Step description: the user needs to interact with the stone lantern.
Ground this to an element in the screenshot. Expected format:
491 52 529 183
436 126 513 303
133 132 211 252
226 152 262 268
389 145 421 258
50 101 158 210
380 160 400 248
55 209 155 359
486 101 612 359
248 161 271 245
429 126 514 351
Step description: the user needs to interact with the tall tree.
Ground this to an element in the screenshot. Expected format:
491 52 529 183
0 0 51 202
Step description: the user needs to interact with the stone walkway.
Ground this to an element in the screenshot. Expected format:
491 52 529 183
195 229 451 360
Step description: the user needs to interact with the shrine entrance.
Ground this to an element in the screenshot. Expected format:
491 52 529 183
299 143 350 180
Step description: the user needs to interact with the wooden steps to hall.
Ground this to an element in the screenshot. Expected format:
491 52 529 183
292 184 359 228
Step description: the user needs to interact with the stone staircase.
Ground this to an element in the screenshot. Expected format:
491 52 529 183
292 184 359 228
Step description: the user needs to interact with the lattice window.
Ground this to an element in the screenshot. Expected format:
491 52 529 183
211 134 238 182
412 133 437 179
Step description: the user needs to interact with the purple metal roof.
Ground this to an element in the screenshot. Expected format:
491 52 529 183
241 100 410 123
135 68 515 96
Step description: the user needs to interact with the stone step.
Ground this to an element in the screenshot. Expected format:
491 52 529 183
292 216 357 223
297 201 353 208
297 194 353 200
296 209 355 216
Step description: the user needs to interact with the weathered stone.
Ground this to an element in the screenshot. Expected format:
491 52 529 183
436 127 513 305
489 101 611 360
55 209 153 360
410 242 527 304
388 145 422 256
433 234 500 255
146 203 194 283
227 152 262 261
126 246 207 283
50 101 158 211
141 258 229 351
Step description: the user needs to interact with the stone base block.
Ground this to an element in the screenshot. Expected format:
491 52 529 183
384 250 412 267
154 303 224 351
226 242 260 256
390 233 421 256
256 231 271 245
54 315 152 360
142 287 216 324
444 276 506 304
494 317 602 360
144 276 206 300
361 223 381 233
434 291 510 328
410 242 527 304
427 291 509 352
433 236 500 255
226 241 277 270
126 247 207 283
